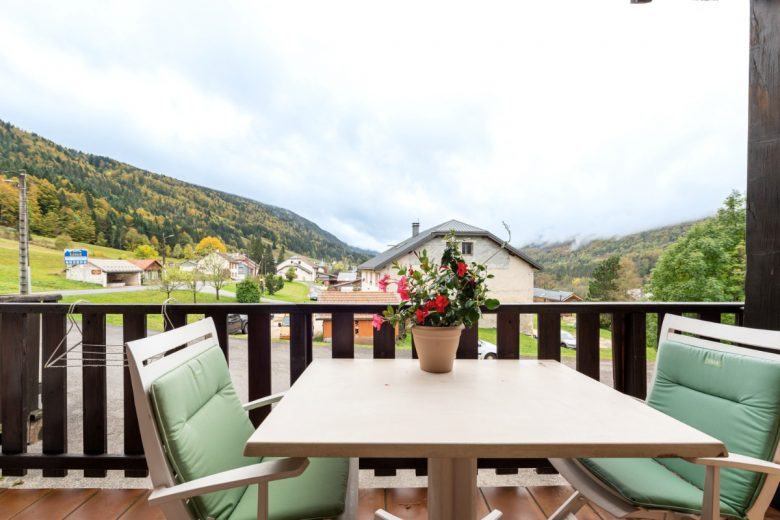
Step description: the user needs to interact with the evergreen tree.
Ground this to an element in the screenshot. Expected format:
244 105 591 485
587 256 621 301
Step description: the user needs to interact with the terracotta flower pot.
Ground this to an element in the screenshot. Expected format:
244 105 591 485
411 325 465 373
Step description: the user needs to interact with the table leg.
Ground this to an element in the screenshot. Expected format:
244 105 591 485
427 457 477 520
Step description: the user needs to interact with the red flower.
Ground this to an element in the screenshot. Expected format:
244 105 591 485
372 314 384 331
424 300 436 311
457 261 468 277
408 266 414 276
377 274 391 292
434 294 449 313
415 309 428 324
397 276 409 301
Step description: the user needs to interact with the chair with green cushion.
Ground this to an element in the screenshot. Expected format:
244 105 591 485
549 314 780 520
126 317 358 520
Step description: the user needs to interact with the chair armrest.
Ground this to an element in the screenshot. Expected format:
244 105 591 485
149 457 308 506
374 510 402 520
243 392 286 411
688 453 780 476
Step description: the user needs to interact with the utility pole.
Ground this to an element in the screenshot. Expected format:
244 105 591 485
161 233 174 266
2 170 30 294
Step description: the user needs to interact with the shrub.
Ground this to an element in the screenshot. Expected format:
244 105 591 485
54 233 72 250
265 274 285 295
236 278 262 303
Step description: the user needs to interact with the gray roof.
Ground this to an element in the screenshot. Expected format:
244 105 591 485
357 219 542 270
533 288 575 301
337 271 358 282
88 259 143 273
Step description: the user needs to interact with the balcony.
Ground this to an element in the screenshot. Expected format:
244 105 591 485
0 300 763 518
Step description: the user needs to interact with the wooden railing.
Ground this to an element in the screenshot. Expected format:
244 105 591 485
0 301 743 478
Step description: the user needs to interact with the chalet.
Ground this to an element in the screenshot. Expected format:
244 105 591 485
276 255 325 282
66 259 142 288
317 291 400 344
330 271 360 292
533 288 583 303
129 259 163 285
198 252 258 281
357 220 542 327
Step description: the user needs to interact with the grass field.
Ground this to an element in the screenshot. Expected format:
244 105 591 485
61 290 237 331
226 280 310 303
0 231 131 294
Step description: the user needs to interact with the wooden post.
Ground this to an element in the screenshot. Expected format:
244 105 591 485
247 311 272 426
746 3 780 508
745 0 780 331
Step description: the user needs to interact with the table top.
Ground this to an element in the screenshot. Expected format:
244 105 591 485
244 359 726 459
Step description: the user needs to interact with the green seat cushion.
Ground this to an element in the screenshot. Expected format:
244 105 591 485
649 340 780 515
228 457 350 520
580 458 742 518
151 344 261 520
583 340 780 519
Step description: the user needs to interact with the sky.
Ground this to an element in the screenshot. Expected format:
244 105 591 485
0 1 749 253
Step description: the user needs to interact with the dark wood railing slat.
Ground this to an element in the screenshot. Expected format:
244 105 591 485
82 312 108 478
497 311 520 359
575 312 600 380
537 312 561 361
205 310 229 362
247 311 272 426
1 312 29 476
373 322 395 359
24 313 40 419
611 311 626 393
624 313 647 400
122 314 148 478
290 313 309 385
457 322 478 359
698 311 722 323
41 312 68 477
332 312 355 359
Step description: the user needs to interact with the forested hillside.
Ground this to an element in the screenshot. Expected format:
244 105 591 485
521 220 702 291
0 120 371 262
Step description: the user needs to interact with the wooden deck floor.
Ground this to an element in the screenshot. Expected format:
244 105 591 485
0 485 779 519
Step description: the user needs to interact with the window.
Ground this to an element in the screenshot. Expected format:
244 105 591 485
461 241 474 255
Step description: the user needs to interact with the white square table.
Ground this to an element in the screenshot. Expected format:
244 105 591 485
245 359 726 520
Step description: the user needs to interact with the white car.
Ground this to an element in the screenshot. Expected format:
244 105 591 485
478 339 497 359
560 330 577 349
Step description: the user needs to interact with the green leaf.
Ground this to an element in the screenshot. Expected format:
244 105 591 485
485 298 500 310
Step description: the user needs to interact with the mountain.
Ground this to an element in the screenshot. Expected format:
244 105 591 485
0 120 373 262
520 220 703 288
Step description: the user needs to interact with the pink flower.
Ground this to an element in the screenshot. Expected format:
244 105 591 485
434 294 449 313
377 274 391 292
372 314 384 331
457 262 468 277
415 308 429 324
397 276 409 301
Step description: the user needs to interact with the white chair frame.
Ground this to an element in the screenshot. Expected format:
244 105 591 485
126 317 358 520
549 314 780 520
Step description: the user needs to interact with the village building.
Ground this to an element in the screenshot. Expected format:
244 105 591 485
276 255 325 282
129 259 163 285
66 259 143 288
317 291 400 344
198 252 258 281
357 220 542 328
533 288 583 303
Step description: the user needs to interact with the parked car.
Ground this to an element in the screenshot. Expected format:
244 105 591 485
478 339 497 359
227 314 248 335
560 330 577 349
308 289 319 301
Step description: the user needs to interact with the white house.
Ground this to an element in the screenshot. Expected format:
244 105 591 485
66 259 143 288
276 256 323 282
357 220 542 328
198 252 258 281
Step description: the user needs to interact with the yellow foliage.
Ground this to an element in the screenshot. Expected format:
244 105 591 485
195 236 227 254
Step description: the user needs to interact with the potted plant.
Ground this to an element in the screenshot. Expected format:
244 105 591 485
373 232 499 373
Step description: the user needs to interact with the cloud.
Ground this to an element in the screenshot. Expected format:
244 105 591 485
0 0 749 253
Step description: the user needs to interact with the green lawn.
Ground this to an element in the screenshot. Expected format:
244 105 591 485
265 281 310 303
0 230 135 294
392 327 656 362
62 290 236 331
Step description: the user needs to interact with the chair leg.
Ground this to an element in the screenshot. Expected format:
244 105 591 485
548 491 588 520
701 465 721 520
257 482 269 520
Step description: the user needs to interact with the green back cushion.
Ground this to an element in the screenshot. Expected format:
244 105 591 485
647 340 780 514
151 344 261 520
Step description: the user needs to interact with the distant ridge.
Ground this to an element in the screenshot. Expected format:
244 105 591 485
520 220 704 282
0 119 373 262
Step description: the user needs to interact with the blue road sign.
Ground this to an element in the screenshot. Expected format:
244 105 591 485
64 248 89 266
